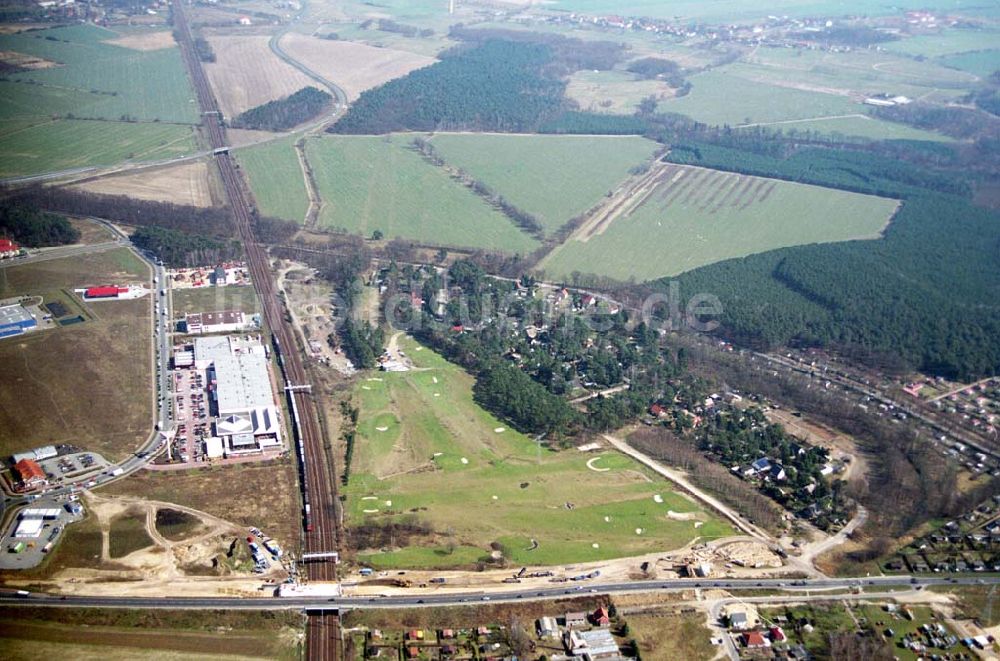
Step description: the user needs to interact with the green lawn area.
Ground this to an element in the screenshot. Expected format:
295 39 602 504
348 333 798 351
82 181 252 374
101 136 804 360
237 137 310 222
108 510 155 559
938 50 1000 77
428 134 659 235
0 119 197 178
884 27 1000 58
170 285 260 316
347 336 734 569
539 163 898 282
565 69 676 115
0 23 199 123
306 135 540 253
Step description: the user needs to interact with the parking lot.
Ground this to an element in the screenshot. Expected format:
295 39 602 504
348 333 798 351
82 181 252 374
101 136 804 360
36 451 112 488
164 364 211 464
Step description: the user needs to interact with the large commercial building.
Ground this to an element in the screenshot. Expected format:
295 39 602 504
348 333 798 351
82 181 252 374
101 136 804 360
183 310 257 335
191 336 282 456
0 304 37 339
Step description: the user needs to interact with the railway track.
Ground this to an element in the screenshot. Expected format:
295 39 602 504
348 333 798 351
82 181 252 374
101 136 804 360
171 1 340 657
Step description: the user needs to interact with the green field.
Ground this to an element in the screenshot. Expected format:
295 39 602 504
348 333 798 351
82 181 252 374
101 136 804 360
885 28 1000 59
237 137 310 222
428 134 659 235
565 70 676 115
170 285 260 316
656 67 948 141
0 119 197 177
305 135 540 252
0 23 199 177
938 50 1000 77
0 24 199 123
346 335 733 568
539 163 898 282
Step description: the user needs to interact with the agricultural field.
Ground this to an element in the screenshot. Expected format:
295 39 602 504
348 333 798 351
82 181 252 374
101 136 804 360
539 162 898 282
565 70 677 115
0 248 153 462
203 35 314 119
70 160 216 208
344 336 734 569
0 24 199 123
0 608 303 661
280 34 436 101
938 50 1000 77
428 134 660 235
885 27 1000 59
656 67 949 141
0 119 197 178
237 137 310 222
306 135 540 252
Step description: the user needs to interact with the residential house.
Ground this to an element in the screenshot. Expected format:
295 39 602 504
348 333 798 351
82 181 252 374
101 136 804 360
591 606 610 626
565 612 588 628
743 631 770 649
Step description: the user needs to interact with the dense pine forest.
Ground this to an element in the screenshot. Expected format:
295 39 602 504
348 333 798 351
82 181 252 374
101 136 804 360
232 86 332 131
663 144 1000 380
0 201 79 247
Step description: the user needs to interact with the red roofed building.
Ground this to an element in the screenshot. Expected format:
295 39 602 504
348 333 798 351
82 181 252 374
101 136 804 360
85 285 127 299
650 404 668 418
770 626 786 642
591 606 611 626
0 238 19 258
14 459 46 489
743 631 769 648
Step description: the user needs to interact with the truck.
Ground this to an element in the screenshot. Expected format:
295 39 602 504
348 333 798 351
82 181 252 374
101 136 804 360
9 542 25 554
111 467 124 477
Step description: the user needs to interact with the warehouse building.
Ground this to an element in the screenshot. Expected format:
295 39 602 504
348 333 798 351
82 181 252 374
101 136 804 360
191 336 282 457
0 304 37 339
11 445 57 464
183 310 256 335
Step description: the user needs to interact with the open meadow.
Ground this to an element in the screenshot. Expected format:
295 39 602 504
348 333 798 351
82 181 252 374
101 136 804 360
0 248 152 462
306 135 540 252
0 23 199 177
170 285 260 316
237 137 310 222
539 162 898 282
428 134 660 236
344 336 734 568
565 69 677 115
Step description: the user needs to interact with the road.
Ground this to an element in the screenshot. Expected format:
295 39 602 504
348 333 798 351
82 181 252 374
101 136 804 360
1 575 997 611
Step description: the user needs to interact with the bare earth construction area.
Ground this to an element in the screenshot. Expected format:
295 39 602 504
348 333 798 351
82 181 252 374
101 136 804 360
539 161 899 282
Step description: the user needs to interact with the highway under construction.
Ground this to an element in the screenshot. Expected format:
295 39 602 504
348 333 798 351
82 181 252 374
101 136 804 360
171 1 342 657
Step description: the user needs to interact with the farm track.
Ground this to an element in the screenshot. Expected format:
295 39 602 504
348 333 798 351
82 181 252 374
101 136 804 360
171 2 340 658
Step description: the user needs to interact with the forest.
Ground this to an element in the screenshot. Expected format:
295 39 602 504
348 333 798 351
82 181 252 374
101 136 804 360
232 87 332 132
131 226 240 267
0 201 79 247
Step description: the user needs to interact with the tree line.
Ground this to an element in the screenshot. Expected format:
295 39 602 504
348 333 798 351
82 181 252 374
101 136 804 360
131 225 240 267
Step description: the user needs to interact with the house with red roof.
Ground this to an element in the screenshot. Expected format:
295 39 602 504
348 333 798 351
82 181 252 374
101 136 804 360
591 605 611 626
743 631 770 648
14 459 46 489
0 238 19 258
770 626 786 642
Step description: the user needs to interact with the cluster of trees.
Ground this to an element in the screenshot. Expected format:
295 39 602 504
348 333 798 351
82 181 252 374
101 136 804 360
873 101 1000 140
363 18 433 38
626 57 686 87
337 318 385 370
340 400 359 485
232 86 332 132
0 201 79 247
131 226 240 267
448 26 624 76
330 40 569 134
792 26 898 46
193 35 215 63
629 426 785 533
473 361 579 434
